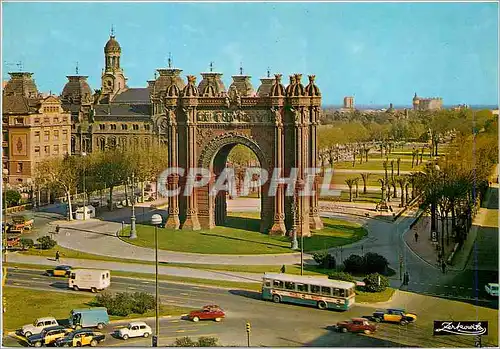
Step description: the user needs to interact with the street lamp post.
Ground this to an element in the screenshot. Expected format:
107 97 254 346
300 226 304 275
2 168 9 264
290 194 298 250
82 152 87 220
129 174 137 239
151 214 162 348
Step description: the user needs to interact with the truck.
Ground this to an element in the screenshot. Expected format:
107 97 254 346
69 308 109 330
8 216 34 233
68 269 111 293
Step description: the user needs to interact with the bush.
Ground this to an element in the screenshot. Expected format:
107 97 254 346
131 292 155 314
36 236 57 250
312 251 336 269
363 273 389 292
19 238 34 250
328 271 355 283
364 252 389 274
172 336 219 347
343 254 365 274
93 291 156 316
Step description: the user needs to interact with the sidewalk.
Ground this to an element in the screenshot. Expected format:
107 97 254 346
403 181 498 272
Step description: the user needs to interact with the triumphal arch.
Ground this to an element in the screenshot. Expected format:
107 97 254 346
152 68 323 236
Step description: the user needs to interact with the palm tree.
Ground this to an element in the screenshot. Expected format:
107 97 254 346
379 178 387 202
390 160 395 180
364 146 371 162
360 173 371 194
354 178 360 198
405 182 410 205
352 150 357 167
397 158 401 176
383 160 388 182
396 176 408 207
391 180 397 199
411 148 416 167
345 178 356 202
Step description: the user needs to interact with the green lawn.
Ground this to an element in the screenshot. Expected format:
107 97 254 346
329 172 384 187
332 160 425 172
355 287 395 303
2 286 193 333
321 190 381 204
119 216 367 254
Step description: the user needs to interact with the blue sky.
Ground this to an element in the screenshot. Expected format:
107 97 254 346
2 1 498 106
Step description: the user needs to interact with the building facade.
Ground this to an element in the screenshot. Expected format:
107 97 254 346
2 72 72 186
343 96 354 109
412 93 443 111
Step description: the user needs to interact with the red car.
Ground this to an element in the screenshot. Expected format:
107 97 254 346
336 318 377 334
187 305 225 322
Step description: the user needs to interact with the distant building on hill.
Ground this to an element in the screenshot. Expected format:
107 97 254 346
412 93 443 111
343 96 354 109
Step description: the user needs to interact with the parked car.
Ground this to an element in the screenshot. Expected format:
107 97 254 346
485 283 499 297
187 305 225 322
26 326 73 347
54 329 105 347
21 317 59 337
336 318 377 334
372 308 417 325
69 308 109 330
116 321 152 340
46 265 72 277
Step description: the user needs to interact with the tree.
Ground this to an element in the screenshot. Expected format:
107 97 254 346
94 149 129 210
396 176 408 207
354 178 360 198
343 254 365 274
360 173 371 194
363 252 389 274
396 158 401 176
382 160 388 182
390 160 395 181
379 178 388 202
345 178 356 202
19 238 34 250
36 236 56 250
363 273 389 292
35 155 79 220
313 251 336 269
328 271 355 283
3 190 21 207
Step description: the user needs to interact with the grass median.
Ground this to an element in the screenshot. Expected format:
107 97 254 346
2 286 194 333
119 216 367 254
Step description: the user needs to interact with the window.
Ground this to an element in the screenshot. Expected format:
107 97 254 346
264 280 271 287
34 118 40 124
139 325 146 330
70 273 75 279
102 274 105 280
339 289 346 297
54 145 59 154
62 130 68 138
144 124 150 131
284 281 295 290
44 320 53 326
110 124 117 130
321 286 331 296
273 280 283 289
297 283 308 292
44 145 50 154
35 131 40 142
121 124 128 130
63 144 68 153
71 124 76 130
44 131 50 141
133 124 139 130
310 285 321 294
54 130 59 141
99 124 105 130
15 118 23 125
16 162 23 173
54 117 59 123
34 146 40 156
332 288 340 297
62 117 68 123
44 117 50 124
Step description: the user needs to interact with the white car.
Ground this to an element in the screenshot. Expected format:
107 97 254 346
485 283 499 297
21 317 59 337
117 321 152 340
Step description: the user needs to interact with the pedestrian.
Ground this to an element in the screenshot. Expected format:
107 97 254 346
414 232 419 243
55 225 60 234
441 261 446 274
280 265 286 273
404 272 410 286
55 250 60 263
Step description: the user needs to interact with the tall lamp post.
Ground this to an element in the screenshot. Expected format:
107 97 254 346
2 169 9 264
81 152 87 220
129 174 137 239
290 193 298 250
151 214 162 347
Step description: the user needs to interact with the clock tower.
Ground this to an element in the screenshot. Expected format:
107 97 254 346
100 29 127 102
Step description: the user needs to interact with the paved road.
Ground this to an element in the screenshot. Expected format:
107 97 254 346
5 268 495 348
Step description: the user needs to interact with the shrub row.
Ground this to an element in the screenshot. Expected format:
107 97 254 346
313 251 389 275
93 291 156 316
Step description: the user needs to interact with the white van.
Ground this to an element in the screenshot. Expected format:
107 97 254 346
69 269 111 293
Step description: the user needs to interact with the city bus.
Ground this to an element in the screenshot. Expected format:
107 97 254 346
261 272 356 311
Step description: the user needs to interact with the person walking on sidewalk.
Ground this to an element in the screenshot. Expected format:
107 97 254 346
55 250 60 263
414 232 419 243
280 265 286 273
441 261 446 274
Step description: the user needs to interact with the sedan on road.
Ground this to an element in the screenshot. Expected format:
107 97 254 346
54 329 105 347
46 266 72 277
116 322 152 340
188 305 225 322
335 318 377 334
26 326 73 347
372 308 417 325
